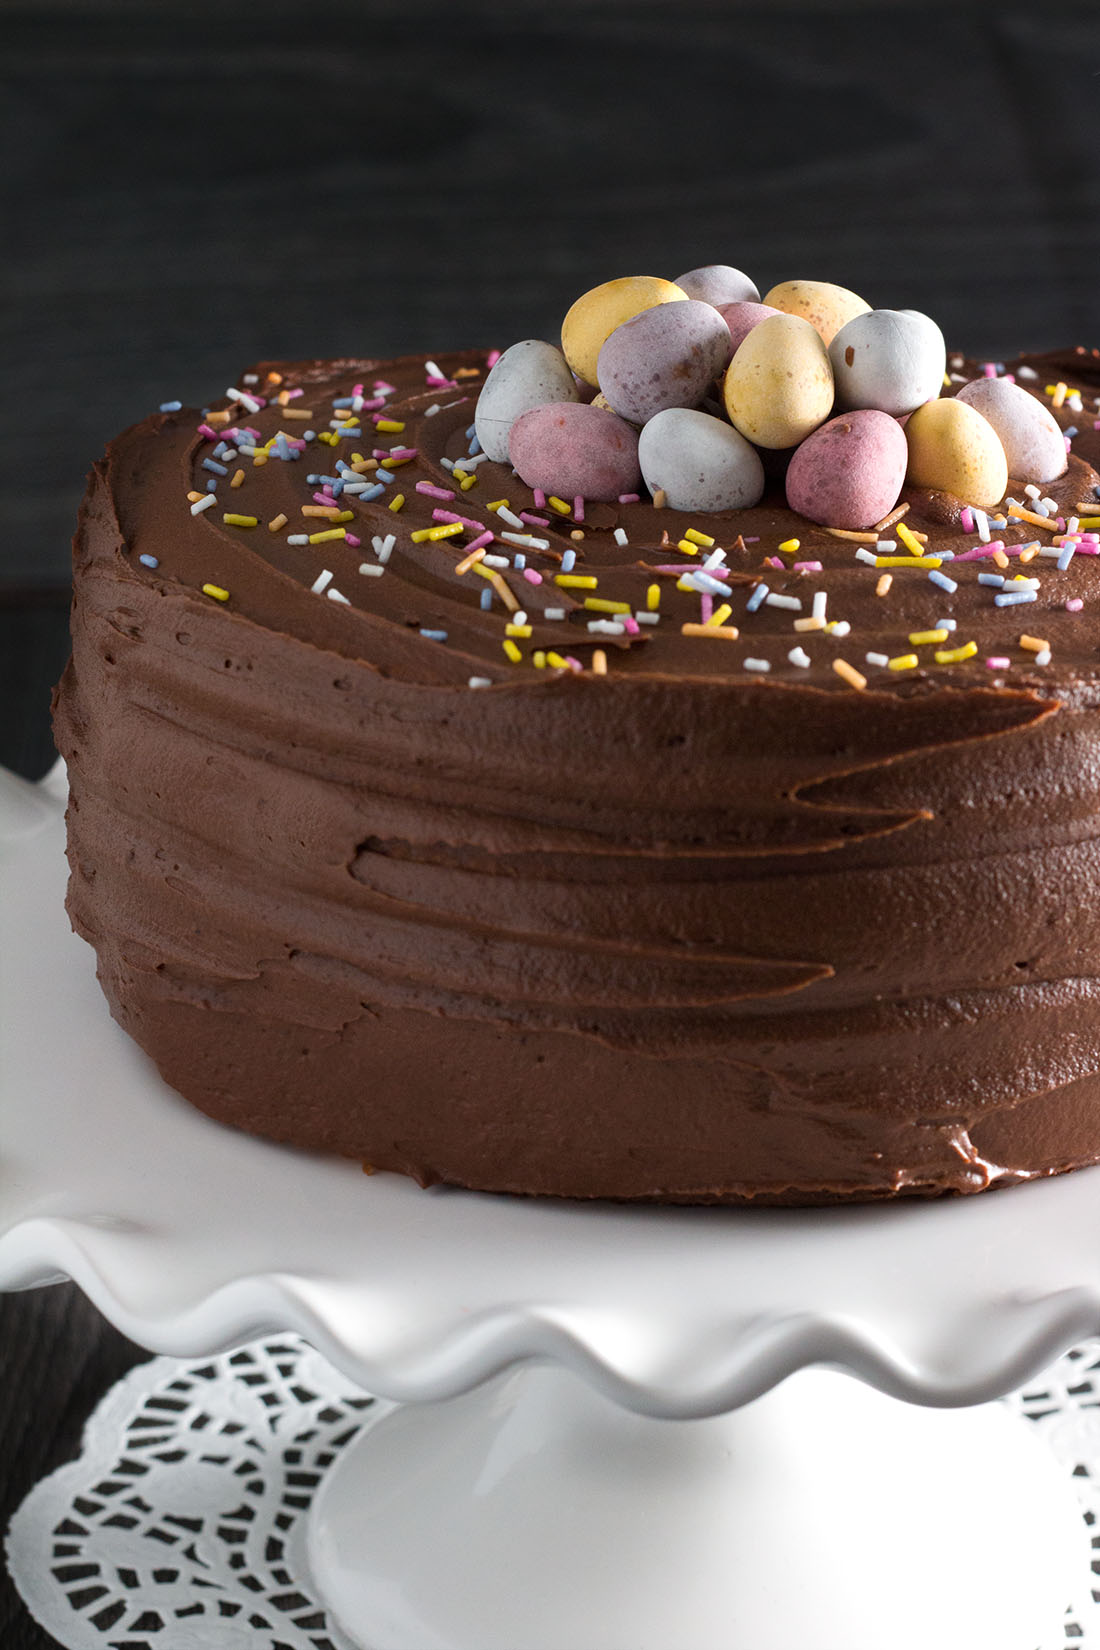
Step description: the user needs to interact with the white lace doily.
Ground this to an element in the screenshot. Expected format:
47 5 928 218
6 1334 1100 1650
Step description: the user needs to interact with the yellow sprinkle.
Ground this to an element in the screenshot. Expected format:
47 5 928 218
533 650 547 669
548 496 572 516
388 493 406 513
487 499 509 512
428 523 465 541
895 521 923 556
268 513 288 532
1007 505 1058 532
681 622 739 639
793 615 826 632
706 602 733 628
888 653 919 671
505 623 533 638
455 546 487 575
452 467 469 482
317 432 337 446
909 629 949 645
380 455 412 468
646 583 661 611
1075 516 1100 530
875 573 893 596
675 539 700 556
202 583 230 602
308 528 347 544
676 577 694 593
223 513 258 527
833 658 867 690
252 452 268 467
777 537 801 555
502 639 523 663
684 527 715 547
556 574 598 589
874 555 942 568
935 641 978 664
546 651 570 669
376 418 405 432
1019 634 1050 653
460 474 478 490
584 596 630 614
592 649 608 675
230 468 245 489
1051 381 1068 409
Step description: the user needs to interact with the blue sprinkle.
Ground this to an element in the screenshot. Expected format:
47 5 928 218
927 569 957 593
335 459 353 474
202 458 228 476
159 400 182 413
276 434 292 460
212 442 232 461
371 466 393 485
360 483 386 502
331 480 344 497
747 583 769 612
336 428 362 440
1065 426 1079 440
333 396 354 407
934 549 955 561
994 590 1038 606
205 478 218 492
420 628 448 642
561 548 577 573
465 423 478 440
139 553 159 568
978 572 1006 587
303 430 316 442
1058 545 1076 571
513 553 526 570
468 434 482 456
480 587 493 610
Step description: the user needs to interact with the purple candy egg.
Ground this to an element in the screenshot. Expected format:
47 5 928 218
509 403 641 502
596 300 733 425
785 410 907 530
718 301 783 355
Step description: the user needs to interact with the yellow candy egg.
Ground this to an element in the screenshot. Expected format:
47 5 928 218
904 397 1009 508
561 276 689 386
722 313 834 449
762 279 871 346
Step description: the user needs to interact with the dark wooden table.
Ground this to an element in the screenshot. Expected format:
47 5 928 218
5 1 1100 1642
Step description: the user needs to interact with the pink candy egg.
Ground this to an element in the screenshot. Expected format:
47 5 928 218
718 300 783 354
673 264 761 307
596 300 733 424
509 403 641 501
785 409 907 530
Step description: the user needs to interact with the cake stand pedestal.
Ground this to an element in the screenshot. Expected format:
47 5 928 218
2 762 1096 1650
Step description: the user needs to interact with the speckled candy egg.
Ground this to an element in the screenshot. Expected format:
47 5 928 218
597 300 733 424
829 309 947 417
722 313 834 449
718 300 782 354
473 340 580 462
673 264 760 307
785 410 908 530
904 396 1009 507
508 402 641 501
762 279 871 346
638 408 765 512
955 377 1068 485
561 276 689 387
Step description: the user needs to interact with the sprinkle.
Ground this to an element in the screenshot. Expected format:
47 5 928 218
935 641 978 664
480 587 493 610
490 572 518 611
496 506 525 530
1057 544 1077 571
138 553 159 568
675 539 700 557
546 496 571 516
646 583 661 611
746 583 768 612
865 652 889 667
855 548 878 566
455 546 488 575
502 639 523 663
652 489 667 509
707 602 734 628
683 528 715 548
793 615 826 632
159 400 182 413
309 527 347 545
875 574 892 596
909 629 950 645
1007 505 1059 532
972 508 990 541
874 555 942 568
825 528 881 544
585 597 631 614
886 653 918 671
826 620 851 638
1067 597 1084 611
190 494 217 516
223 512 258 527
505 623 533 638
765 592 802 611
811 591 828 622
777 538 800 555
792 561 823 572
788 646 812 668
311 569 334 594
468 676 493 688
388 493 406 513
682 622 739 640
833 659 867 690
994 590 1038 607
556 573 598 589
743 657 771 672
927 569 958 593
1019 634 1050 653
202 583 230 602
873 503 910 533
1051 381 1068 409
375 418 405 433
286 534 309 546
895 521 924 557
226 386 262 414
358 563 385 578
202 458 228 477
544 608 566 621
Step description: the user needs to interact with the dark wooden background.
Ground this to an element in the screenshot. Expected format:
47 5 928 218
5 1 1100 1641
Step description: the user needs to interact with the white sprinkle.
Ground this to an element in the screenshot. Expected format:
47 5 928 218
358 562 385 577
1069 394 1084 413
633 611 660 625
440 457 455 472
935 618 957 631
311 568 334 594
865 652 889 667
543 607 566 621
461 452 490 468
613 527 629 548
1034 648 1052 665
766 592 802 611
242 373 259 385
495 506 525 529
788 646 811 669
874 539 897 552
482 553 510 568
378 540 394 565
190 494 217 515
703 548 727 569
425 360 445 380
342 480 373 495
424 404 442 417
812 590 828 621
501 532 550 550
973 509 990 542
743 657 771 672
513 609 528 626
855 548 878 565
1041 496 1059 514
828 620 852 638
1068 516 1080 534
1017 364 1038 380
226 385 261 413
287 533 309 545
468 676 493 688
327 588 350 604
587 619 626 635
1024 483 1041 500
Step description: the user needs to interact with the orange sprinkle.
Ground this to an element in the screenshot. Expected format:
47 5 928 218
230 468 245 488
680 622 739 639
592 650 608 675
833 659 867 690
1019 634 1050 653
875 573 893 596
267 513 288 532
455 546 488 575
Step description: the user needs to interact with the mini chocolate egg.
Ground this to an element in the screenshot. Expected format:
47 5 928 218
829 309 947 417
904 397 1008 507
474 340 580 462
561 276 689 387
955 377 1067 484
509 402 641 501
762 279 871 346
785 410 908 529
638 408 765 512
718 300 782 354
722 313 834 449
597 300 733 424
673 264 761 307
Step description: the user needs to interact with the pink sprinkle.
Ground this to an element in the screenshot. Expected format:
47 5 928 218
982 362 997 377
1003 374 1015 384
352 383 363 397
286 387 304 401
521 512 550 527
960 507 975 532
464 531 495 554
1066 436 1073 451
564 655 582 671
426 374 457 389
623 616 640 635
433 509 484 532
346 533 361 548
313 490 338 506
742 536 760 544
1056 517 1066 530
373 380 396 395
986 656 1011 669
523 568 543 585
486 350 501 370
764 556 785 570
533 489 547 508
197 422 219 440
1067 598 1085 611
793 560 823 572
573 496 585 522
618 493 640 504
700 594 714 624
417 481 455 501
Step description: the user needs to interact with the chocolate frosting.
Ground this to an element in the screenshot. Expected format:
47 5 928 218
51 345 1100 1201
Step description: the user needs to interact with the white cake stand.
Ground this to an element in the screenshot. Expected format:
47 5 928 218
2 762 1098 1650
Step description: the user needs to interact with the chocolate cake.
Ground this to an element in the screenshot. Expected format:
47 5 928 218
51 291 1100 1202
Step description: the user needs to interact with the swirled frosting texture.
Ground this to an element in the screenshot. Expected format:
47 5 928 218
52 347 1100 1201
